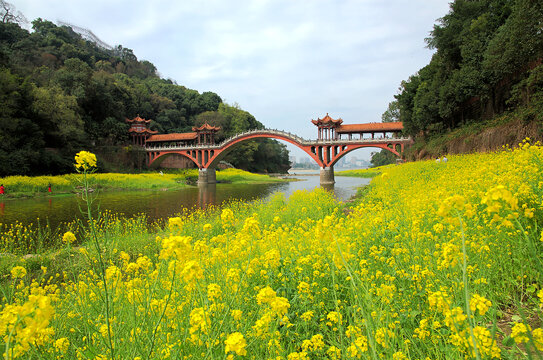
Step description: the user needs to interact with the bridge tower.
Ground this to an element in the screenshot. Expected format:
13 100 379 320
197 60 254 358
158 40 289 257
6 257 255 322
126 116 157 146
311 114 344 184
192 123 220 184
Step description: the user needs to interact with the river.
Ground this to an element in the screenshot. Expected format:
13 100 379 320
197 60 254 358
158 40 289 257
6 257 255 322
0 173 370 229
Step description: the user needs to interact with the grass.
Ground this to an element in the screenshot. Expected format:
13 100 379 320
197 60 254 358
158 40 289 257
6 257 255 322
0 168 286 198
335 165 389 178
1 142 543 359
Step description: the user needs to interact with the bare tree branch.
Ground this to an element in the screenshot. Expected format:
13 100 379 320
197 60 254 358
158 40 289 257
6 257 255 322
1 0 27 25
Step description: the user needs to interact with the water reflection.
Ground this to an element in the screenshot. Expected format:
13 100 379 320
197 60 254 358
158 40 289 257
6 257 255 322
198 183 216 207
0 175 370 230
320 183 335 193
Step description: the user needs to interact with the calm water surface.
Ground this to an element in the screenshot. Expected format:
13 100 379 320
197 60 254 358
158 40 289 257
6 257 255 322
0 175 370 229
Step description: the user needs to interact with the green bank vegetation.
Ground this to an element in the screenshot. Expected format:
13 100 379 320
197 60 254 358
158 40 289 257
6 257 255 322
0 168 286 198
1 142 543 358
374 0 543 162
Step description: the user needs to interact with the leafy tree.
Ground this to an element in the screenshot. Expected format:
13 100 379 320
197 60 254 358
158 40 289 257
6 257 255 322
381 100 400 123
370 150 397 167
31 85 84 147
0 17 290 174
394 0 543 138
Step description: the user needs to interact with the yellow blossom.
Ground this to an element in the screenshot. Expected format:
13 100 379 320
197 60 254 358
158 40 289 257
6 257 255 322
10 266 27 279
74 151 97 171
225 332 247 356
62 231 76 244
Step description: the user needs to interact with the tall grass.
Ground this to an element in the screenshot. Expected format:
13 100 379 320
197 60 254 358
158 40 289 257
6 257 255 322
1 141 543 359
0 168 284 197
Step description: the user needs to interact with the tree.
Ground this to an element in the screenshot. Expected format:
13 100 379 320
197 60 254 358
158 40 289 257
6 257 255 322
1 0 27 25
0 17 291 175
31 85 84 147
53 58 92 100
381 100 400 123
370 150 396 167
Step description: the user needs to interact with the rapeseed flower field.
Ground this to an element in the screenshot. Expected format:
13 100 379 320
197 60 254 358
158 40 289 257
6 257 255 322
1 142 543 359
0 168 282 197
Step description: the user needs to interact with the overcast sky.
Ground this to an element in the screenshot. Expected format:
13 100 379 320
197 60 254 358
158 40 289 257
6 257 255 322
15 0 451 161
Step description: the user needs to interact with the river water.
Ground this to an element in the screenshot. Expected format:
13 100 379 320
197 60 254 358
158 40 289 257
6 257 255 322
0 173 370 229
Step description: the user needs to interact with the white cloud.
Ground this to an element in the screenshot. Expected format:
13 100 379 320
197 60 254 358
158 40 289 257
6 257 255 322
14 0 451 160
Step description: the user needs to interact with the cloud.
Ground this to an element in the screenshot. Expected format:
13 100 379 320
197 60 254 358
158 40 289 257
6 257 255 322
15 0 451 160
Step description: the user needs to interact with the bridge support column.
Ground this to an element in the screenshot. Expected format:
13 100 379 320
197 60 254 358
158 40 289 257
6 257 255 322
198 168 216 185
320 166 335 185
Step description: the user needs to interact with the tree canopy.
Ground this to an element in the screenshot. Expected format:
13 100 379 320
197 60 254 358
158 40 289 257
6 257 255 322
393 0 543 138
0 6 290 175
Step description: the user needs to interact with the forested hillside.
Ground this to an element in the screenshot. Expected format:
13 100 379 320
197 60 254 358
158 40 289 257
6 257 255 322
0 6 289 176
391 0 543 149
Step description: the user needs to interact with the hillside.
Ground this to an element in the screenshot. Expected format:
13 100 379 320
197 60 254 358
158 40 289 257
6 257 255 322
0 10 290 176
384 0 543 159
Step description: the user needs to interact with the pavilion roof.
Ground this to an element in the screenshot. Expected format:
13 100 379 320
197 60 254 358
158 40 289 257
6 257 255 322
126 116 151 123
336 122 404 133
128 128 158 134
311 113 343 126
192 123 221 132
146 133 198 142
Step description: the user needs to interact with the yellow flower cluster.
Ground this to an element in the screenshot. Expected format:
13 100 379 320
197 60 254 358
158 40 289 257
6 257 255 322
74 151 97 171
62 231 76 245
224 332 247 356
2 140 543 358
0 294 55 358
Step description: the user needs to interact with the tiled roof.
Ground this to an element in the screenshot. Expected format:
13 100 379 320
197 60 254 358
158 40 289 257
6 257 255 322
192 123 221 131
146 133 198 142
128 128 158 134
126 116 152 123
336 122 404 133
311 113 343 126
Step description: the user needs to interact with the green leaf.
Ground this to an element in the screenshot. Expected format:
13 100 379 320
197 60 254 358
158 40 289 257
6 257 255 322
503 336 515 347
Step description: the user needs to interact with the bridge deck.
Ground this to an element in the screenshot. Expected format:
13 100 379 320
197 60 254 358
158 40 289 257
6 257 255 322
145 128 411 151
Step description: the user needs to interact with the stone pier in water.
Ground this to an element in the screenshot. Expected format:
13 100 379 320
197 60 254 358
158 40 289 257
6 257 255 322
319 166 335 185
198 168 216 184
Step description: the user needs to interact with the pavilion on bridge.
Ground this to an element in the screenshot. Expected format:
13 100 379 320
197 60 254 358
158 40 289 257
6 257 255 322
312 113 404 141
126 116 221 147
126 116 158 146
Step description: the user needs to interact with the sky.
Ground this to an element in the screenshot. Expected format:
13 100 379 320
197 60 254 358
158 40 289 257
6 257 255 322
15 0 451 162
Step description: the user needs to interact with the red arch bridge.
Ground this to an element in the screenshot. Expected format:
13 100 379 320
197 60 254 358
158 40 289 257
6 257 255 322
145 129 412 185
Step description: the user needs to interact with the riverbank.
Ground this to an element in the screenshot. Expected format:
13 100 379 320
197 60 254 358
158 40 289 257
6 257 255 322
0 168 287 199
1 141 542 358
335 166 384 178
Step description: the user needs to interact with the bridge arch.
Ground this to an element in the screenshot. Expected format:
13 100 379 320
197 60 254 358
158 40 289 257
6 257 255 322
147 129 407 170
325 143 402 167
148 151 200 169
206 131 322 168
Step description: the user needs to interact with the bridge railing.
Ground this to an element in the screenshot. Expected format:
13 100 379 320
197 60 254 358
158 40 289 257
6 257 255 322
145 128 411 151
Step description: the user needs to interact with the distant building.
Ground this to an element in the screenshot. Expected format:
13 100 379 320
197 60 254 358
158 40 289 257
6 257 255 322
126 116 158 146
145 123 220 147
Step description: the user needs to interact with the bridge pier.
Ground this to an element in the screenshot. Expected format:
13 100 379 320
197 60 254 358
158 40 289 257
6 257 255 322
320 166 335 185
198 168 216 184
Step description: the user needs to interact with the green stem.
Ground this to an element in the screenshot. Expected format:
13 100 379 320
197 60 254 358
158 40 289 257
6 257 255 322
457 212 481 360
83 170 115 360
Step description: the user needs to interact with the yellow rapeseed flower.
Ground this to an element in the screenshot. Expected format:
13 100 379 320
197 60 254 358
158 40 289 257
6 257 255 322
469 294 492 316
54 337 70 353
62 231 76 245
74 151 97 171
10 266 27 279
224 332 247 356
